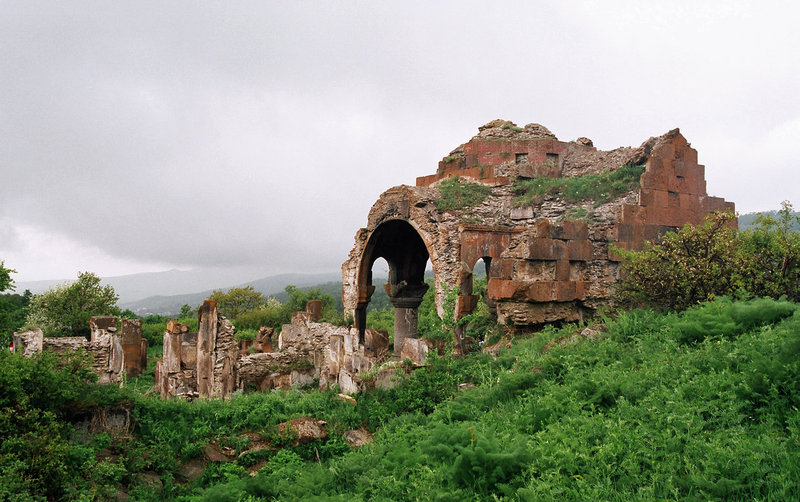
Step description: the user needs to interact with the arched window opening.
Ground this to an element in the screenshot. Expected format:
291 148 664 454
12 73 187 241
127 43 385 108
455 257 497 351
365 257 394 344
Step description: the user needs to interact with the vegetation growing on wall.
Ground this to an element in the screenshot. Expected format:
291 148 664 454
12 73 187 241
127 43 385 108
513 163 645 206
436 176 492 212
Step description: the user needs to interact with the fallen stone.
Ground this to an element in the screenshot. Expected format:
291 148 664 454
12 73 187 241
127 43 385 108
336 393 357 405
344 428 374 449
176 458 205 481
400 338 428 364
203 443 231 462
277 417 328 445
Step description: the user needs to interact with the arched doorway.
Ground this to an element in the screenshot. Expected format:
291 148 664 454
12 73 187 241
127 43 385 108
355 219 431 356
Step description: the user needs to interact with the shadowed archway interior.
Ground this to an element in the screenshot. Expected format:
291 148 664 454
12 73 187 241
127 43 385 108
355 220 430 352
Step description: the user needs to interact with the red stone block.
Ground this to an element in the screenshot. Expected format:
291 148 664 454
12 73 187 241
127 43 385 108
526 281 556 302
575 281 587 300
528 238 567 260
556 281 576 301
490 258 514 280
667 191 680 209
534 219 551 238
621 204 645 224
416 174 440 187
558 220 589 240
456 294 479 318
568 240 592 261
488 279 519 300
555 260 570 281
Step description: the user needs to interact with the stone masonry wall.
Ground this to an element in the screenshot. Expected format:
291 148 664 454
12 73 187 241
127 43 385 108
343 120 735 330
12 315 146 384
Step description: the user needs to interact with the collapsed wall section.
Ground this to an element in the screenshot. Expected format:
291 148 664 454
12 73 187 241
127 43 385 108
156 300 393 399
11 316 147 383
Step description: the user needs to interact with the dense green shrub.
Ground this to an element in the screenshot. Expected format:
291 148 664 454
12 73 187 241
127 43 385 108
0 289 30 346
740 201 800 301
615 211 744 310
0 350 100 500
617 204 800 311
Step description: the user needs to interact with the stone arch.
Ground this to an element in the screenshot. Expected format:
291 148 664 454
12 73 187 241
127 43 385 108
354 219 433 355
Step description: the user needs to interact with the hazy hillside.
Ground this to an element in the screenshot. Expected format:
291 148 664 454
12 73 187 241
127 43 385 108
120 272 341 316
739 209 800 231
16 268 340 305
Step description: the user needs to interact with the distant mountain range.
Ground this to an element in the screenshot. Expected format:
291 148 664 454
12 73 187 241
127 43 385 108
118 272 342 316
738 210 800 232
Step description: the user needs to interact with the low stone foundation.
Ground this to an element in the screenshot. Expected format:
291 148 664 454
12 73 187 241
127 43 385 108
12 316 147 384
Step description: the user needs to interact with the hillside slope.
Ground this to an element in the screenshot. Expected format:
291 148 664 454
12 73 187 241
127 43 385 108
4 297 797 500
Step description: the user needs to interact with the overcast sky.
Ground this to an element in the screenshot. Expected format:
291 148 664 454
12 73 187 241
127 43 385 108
2 1 798 282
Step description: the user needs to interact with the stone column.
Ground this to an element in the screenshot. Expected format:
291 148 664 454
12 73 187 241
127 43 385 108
197 300 218 398
387 283 429 357
392 305 420 355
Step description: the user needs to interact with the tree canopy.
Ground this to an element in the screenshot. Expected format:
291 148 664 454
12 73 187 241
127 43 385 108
0 261 16 293
207 286 266 320
24 272 120 338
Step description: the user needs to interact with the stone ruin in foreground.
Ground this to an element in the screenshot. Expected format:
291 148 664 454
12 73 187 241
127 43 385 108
155 300 399 398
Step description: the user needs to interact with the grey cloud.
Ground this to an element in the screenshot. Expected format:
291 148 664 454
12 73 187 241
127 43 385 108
1 1 799 279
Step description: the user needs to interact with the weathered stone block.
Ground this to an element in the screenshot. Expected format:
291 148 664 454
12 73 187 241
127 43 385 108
400 338 428 364
167 320 190 334
568 240 592 261
528 238 564 260
163 332 182 373
13 329 43 357
525 281 556 302
555 260 570 281
487 279 520 300
364 329 389 357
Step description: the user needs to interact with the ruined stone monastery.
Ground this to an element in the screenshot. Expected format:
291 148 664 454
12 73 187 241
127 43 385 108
16 120 735 398
343 119 734 353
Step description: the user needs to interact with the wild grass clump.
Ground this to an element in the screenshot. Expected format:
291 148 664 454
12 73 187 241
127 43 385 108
513 163 645 206
436 176 492 212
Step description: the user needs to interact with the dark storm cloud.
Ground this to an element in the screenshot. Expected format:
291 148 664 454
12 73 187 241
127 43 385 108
1 1 798 280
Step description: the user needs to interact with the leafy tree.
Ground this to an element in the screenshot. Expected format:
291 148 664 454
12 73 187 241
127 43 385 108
0 260 16 293
0 290 31 346
207 286 266 320
24 272 120 338
180 304 192 317
234 285 342 331
740 200 800 301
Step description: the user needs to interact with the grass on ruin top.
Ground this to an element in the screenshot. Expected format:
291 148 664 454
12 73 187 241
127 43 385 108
436 176 492 212
513 163 645 206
